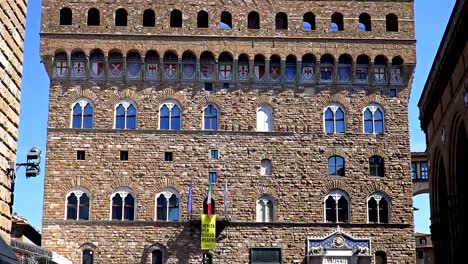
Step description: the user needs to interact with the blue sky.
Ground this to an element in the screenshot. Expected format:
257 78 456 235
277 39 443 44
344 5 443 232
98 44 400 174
13 0 455 232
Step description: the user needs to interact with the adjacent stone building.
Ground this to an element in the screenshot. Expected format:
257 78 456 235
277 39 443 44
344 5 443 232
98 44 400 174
418 0 468 263
0 0 27 245
415 233 433 264
40 0 417 263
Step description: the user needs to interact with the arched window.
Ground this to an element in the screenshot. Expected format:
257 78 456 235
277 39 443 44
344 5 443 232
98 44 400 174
325 190 349 223
261 159 272 176
163 51 178 80
374 55 388 84
331 12 344 31
247 11 260 29
71 51 86 80
324 104 345 133
145 50 160 81
82 249 94 264
356 54 370 83
256 195 275 222
115 100 137 129
237 54 249 81
363 104 384 134
152 250 163 264
301 53 316 83
170 9 182 28
108 51 124 79
197 10 209 28
89 50 104 80
59 7 72 25
181 51 196 80
53 52 68 78
160 100 181 130
218 52 233 81
328 156 345 176
126 52 142 80
111 189 135 221
156 189 180 221
275 12 288 30
115 8 128 26
368 193 390 223
390 56 404 84
269 55 281 82
386 14 398 32
72 99 93 129
285 55 297 82
220 11 232 29
369 155 384 176
359 13 371 32
203 197 216 215
257 105 273 132
204 104 218 130
66 189 90 220
143 9 156 27
337 54 352 82
320 54 334 83
200 51 215 81
375 251 387 264
303 12 315 30
87 8 100 26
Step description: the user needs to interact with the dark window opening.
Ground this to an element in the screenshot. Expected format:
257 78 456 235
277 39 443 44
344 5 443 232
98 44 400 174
77 150 86 160
143 9 156 27
87 8 100 26
165 152 173 161
369 155 384 177
375 251 387 264
386 13 398 32
82 249 94 264
205 83 213 91
359 13 372 31
223 83 230 89
60 8 72 25
152 250 163 264
220 11 232 29
170 9 182 28
115 8 128 26
331 12 344 31
389 89 397 97
197 10 209 28
275 12 288 30
120 151 128 161
303 12 315 30
417 250 424 259
247 11 260 29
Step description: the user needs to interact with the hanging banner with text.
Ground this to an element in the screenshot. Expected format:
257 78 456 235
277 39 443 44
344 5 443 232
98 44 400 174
201 214 216 250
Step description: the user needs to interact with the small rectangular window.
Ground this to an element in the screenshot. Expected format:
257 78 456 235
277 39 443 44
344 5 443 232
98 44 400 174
421 162 428 179
411 162 417 179
205 82 213 91
417 250 424 259
120 151 129 161
389 88 397 97
165 152 173 161
223 83 230 89
77 150 86 160
210 149 219 160
209 172 217 183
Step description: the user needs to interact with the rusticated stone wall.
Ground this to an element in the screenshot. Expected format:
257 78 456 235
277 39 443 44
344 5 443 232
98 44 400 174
41 0 416 263
0 0 27 243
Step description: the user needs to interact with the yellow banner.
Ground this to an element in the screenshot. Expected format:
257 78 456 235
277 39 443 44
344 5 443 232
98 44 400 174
201 214 216 250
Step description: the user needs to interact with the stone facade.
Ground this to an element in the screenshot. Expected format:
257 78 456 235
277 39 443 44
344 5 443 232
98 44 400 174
0 0 27 244
415 233 433 264
418 0 468 263
41 0 416 263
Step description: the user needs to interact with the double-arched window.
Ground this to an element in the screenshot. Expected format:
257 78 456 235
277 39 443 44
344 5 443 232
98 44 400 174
325 190 349 223
256 195 275 222
111 188 136 221
66 188 90 220
363 104 385 133
115 100 137 129
203 104 218 130
257 105 273 132
72 99 93 129
160 101 181 130
156 189 180 221
324 104 345 133
368 193 390 223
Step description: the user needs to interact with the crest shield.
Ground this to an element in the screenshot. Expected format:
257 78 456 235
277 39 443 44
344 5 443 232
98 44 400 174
390 68 402 83
145 63 158 79
269 65 280 81
109 62 123 78
338 67 351 82
54 61 68 77
72 62 85 78
201 64 214 79
183 64 195 79
90 61 104 78
254 65 265 80
302 66 314 81
165 63 177 78
285 65 296 81
374 67 386 82
219 64 232 80
127 62 141 79
238 65 249 80
355 66 368 82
